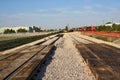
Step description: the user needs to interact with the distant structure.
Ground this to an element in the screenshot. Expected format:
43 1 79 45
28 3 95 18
105 23 113 27
0 26 42 33
113 23 120 25
71 25 96 32
32 26 41 32
105 22 120 27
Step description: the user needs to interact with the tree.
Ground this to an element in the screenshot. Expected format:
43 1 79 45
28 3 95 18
29 27 33 32
17 28 27 33
4 29 16 34
32 26 41 32
106 22 112 24
97 26 105 31
112 24 120 31
105 26 112 32
65 26 68 32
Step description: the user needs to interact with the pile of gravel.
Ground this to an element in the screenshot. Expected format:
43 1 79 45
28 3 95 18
37 33 95 80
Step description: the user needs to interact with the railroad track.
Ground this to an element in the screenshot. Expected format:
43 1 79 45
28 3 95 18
0 34 62 80
70 34 120 80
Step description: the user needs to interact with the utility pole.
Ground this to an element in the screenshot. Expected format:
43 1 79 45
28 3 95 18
119 18 120 23
111 18 113 28
112 18 113 24
102 20 104 26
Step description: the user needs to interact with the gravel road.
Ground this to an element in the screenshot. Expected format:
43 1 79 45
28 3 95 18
37 33 95 80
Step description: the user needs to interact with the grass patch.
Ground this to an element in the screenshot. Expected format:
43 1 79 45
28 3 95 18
88 35 117 42
94 36 108 41
0 32 60 51
82 33 118 42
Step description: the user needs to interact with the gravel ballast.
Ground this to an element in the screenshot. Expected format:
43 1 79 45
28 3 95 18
37 33 95 80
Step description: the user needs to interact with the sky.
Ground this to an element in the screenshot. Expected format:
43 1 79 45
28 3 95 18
0 0 120 29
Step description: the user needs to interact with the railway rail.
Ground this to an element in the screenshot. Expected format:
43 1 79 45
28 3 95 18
0 34 62 80
70 34 120 80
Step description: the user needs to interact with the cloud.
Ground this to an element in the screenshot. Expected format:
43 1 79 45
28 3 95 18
0 13 61 18
1 6 119 19
0 6 120 28
0 9 111 19
108 7 119 11
83 6 92 10
36 9 48 12
84 0 92 2
95 4 103 8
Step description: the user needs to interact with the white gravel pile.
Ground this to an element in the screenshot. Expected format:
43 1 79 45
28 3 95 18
37 33 95 80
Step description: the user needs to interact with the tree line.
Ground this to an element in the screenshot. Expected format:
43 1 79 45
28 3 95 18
3 27 59 34
4 28 27 34
96 24 120 32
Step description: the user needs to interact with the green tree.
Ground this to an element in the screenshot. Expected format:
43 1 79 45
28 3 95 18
17 28 27 33
106 22 112 24
64 26 68 32
97 25 113 32
112 24 120 31
97 26 105 31
105 26 112 32
4 29 16 34
29 27 33 32
112 24 117 31
116 25 120 31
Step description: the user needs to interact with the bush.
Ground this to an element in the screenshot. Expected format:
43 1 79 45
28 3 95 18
17 28 27 33
97 24 120 32
4 29 16 34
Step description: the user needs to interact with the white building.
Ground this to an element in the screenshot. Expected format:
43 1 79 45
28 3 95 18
114 23 120 25
105 24 112 26
105 23 120 27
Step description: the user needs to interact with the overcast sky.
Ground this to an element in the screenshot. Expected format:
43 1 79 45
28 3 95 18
0 0 120 28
